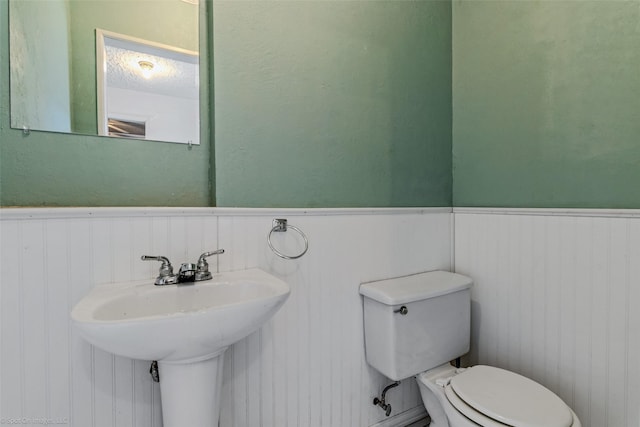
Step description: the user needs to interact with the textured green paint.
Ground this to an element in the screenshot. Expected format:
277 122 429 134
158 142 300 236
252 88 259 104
0 0 211 206
453 0 640 208
3 0 451 208
7 0 637 209
214 0 452 208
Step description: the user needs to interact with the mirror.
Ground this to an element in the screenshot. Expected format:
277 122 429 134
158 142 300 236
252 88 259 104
9 0 202 145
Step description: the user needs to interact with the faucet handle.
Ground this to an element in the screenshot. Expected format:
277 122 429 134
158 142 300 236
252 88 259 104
141 255 179 285
197 249 225 263
195 249 225 281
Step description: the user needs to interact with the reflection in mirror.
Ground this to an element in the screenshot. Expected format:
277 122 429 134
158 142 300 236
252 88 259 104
96 30 199 144
9 0 201 144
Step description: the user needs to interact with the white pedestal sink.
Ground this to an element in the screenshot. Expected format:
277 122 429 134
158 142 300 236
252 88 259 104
71 268 290 427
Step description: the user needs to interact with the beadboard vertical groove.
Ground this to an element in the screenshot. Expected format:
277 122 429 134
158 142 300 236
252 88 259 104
454 212 640 427
215 213 452 427
4 208 637 427
1 209 448 427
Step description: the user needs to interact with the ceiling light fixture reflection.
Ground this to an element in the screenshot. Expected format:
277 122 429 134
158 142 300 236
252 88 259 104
138 60 155 79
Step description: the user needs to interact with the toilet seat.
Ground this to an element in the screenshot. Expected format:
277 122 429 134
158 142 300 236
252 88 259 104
444 385 510 426
446 365 574 427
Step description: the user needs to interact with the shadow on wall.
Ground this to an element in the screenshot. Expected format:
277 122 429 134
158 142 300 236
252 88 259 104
467 300 482 366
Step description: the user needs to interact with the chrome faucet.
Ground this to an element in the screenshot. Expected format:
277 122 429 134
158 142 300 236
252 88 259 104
141 249 225 286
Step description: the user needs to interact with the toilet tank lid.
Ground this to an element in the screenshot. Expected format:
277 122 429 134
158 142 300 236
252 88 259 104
359 270 472 305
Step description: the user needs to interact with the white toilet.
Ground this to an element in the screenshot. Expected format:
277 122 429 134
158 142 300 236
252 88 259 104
360 271 581 427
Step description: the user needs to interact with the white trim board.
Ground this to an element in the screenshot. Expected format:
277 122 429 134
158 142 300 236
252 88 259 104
0 207 452 220
454 207 640 218
368 406 428 427
5 206 640 220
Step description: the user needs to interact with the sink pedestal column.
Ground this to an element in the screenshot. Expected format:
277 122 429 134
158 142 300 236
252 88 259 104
158 349 228 427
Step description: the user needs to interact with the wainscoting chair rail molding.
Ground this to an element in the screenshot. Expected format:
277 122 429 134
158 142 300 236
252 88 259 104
0 207 453 220
453 207 640 218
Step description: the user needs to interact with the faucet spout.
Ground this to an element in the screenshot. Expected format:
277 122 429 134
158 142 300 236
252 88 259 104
178 263 197 283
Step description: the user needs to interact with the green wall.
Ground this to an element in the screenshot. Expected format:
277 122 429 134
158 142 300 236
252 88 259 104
213 0 452 207
452 0 640 208
4 0 640 209
0 0 211 207
2 0 452 208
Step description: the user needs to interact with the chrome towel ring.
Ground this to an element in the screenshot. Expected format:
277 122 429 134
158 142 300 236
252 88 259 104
268 218 309 260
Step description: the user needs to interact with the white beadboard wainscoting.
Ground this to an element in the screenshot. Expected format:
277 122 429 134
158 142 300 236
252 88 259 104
454 209 640 427
0 207 451 427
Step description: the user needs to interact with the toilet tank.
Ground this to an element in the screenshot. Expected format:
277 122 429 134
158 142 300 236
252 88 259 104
360 271 472 381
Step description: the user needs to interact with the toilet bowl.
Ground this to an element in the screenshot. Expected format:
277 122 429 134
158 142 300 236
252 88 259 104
416 363 582 427
359 271 582 427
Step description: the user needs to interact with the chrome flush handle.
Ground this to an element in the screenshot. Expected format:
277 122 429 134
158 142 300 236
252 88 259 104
394 306 408 315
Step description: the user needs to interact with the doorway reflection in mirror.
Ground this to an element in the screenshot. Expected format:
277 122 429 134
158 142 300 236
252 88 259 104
97 30 200 145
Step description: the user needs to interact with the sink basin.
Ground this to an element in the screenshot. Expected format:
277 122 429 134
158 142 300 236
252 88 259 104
72 267 290 427
71 268 290 361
